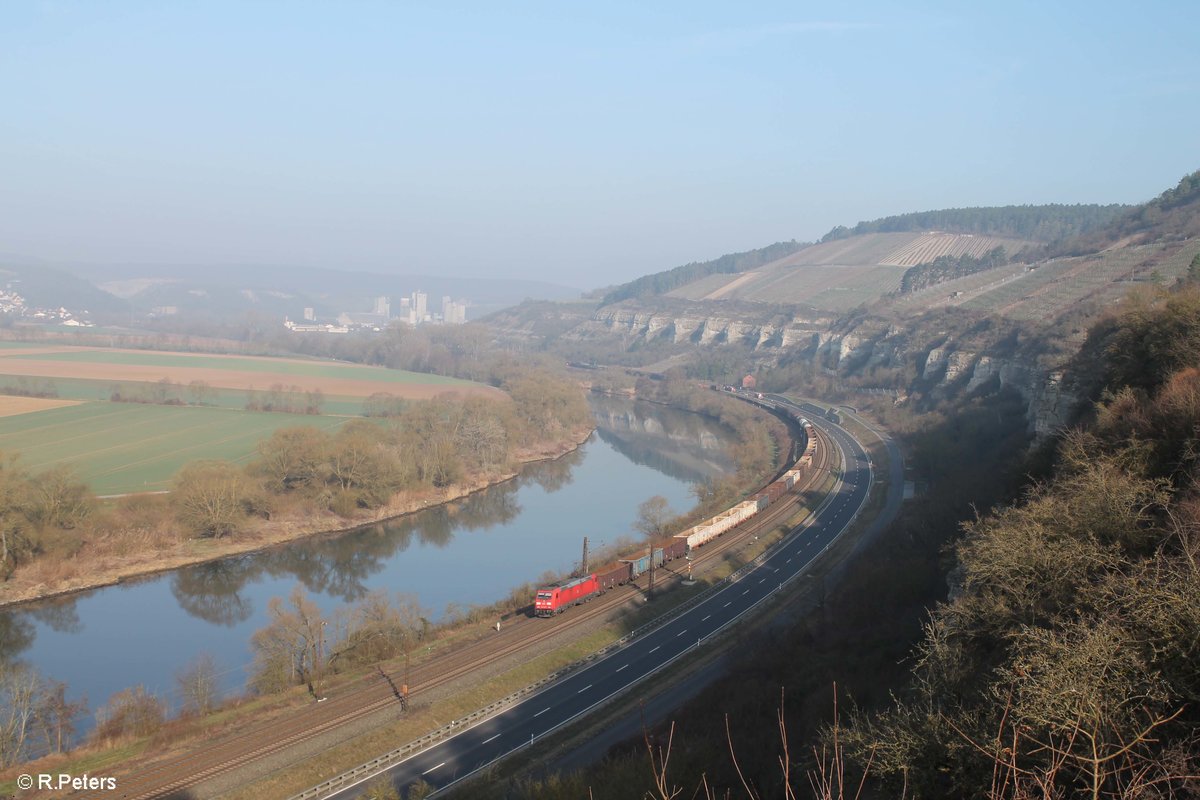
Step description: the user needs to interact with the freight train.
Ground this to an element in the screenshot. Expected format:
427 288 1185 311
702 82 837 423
535 409 817 616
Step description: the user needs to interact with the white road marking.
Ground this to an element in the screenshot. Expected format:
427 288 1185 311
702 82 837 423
702 614 711 621
616 664 629 673
742 589 750 595
676 629 687 637
650 645 661 653
535 707 550 717
423 762 445 775
577 684 592 693
483 733 501 744
723 601 732 608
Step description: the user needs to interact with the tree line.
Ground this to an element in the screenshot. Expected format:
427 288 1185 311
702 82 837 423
821 203 1131 244
0 366 591 579
897 244 1008 294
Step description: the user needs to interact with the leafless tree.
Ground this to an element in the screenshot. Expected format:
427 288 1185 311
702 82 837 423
0 661 40 767
176 653 221 717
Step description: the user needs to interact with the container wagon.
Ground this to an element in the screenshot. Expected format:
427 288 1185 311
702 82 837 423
621 547 665 579
535 574 600 616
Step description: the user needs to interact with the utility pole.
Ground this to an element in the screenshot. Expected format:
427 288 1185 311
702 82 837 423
580 536 589 576
648 544 655 597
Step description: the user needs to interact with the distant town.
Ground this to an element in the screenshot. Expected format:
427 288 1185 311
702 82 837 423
0 283 95 327
284 291 469 334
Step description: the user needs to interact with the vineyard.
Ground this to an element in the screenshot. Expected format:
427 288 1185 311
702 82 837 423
877 232 1029 266
886 240 1200 321
664 232 1031 311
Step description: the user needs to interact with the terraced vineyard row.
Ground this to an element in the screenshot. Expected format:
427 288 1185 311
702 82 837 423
879 232 1025 267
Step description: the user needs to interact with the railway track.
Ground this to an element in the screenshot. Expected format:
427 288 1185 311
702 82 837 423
70 424 833 800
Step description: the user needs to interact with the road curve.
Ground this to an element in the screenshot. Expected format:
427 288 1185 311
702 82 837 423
323 402 874 800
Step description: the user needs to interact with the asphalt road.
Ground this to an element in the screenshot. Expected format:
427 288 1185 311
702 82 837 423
327 405 873 800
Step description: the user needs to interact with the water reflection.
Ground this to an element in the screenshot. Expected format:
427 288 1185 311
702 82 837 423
163 444 572 625
589 395 728 484
0 395 734 699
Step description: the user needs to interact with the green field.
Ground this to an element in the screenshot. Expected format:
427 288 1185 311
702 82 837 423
0 402 348 495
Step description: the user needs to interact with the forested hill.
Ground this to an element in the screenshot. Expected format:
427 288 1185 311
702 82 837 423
1040 168 1200 258
599 240 806 306
821 202 1131 244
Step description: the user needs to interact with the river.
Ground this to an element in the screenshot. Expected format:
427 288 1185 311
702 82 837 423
0 395 733 727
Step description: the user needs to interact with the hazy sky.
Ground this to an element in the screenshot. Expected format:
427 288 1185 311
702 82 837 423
1 1 1197 289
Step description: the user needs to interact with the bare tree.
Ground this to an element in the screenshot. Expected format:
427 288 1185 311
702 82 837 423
176 653 221 717
362 775 400 800
249 586 328 698
26 464 92 530
92 685 165 742
0 454 32 578
253 426 330 492
172 460 251 538
34 679 86 755
0 661 40 767
187 380 215 406
635 495 674 540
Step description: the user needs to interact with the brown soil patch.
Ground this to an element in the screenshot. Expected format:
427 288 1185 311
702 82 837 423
0 396 82 417
0 350 505 401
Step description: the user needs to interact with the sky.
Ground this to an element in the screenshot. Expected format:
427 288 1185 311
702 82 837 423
1 1 1197 289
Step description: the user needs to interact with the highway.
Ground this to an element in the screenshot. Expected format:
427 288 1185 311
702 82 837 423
324 400 874 800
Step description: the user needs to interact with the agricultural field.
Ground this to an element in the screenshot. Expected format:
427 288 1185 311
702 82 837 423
0 396 81 417
0 401 348 495
0 344 501 494
0 346 498 400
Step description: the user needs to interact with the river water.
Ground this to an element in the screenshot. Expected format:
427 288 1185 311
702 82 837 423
0 396 732 724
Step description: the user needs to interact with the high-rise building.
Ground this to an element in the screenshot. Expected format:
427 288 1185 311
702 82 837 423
398 296 415 325
372 296 391 318
412 291 428 321
303 307 315 321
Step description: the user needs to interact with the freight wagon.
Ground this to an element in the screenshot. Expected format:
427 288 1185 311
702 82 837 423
596 561 633 591
662 538 688 562
621 547 665 579
535 574 600 616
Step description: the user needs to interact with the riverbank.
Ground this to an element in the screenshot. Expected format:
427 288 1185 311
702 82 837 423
0 425 594 609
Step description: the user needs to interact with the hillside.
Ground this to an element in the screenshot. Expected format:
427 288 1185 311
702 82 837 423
1039 168 1200 258
663 231 1031 310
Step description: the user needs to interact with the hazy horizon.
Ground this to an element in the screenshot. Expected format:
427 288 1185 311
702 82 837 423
2 1 1197 287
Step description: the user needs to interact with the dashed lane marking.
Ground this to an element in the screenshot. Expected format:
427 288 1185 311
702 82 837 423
423 762 445 775
534 708 550 717
483 734 500 744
